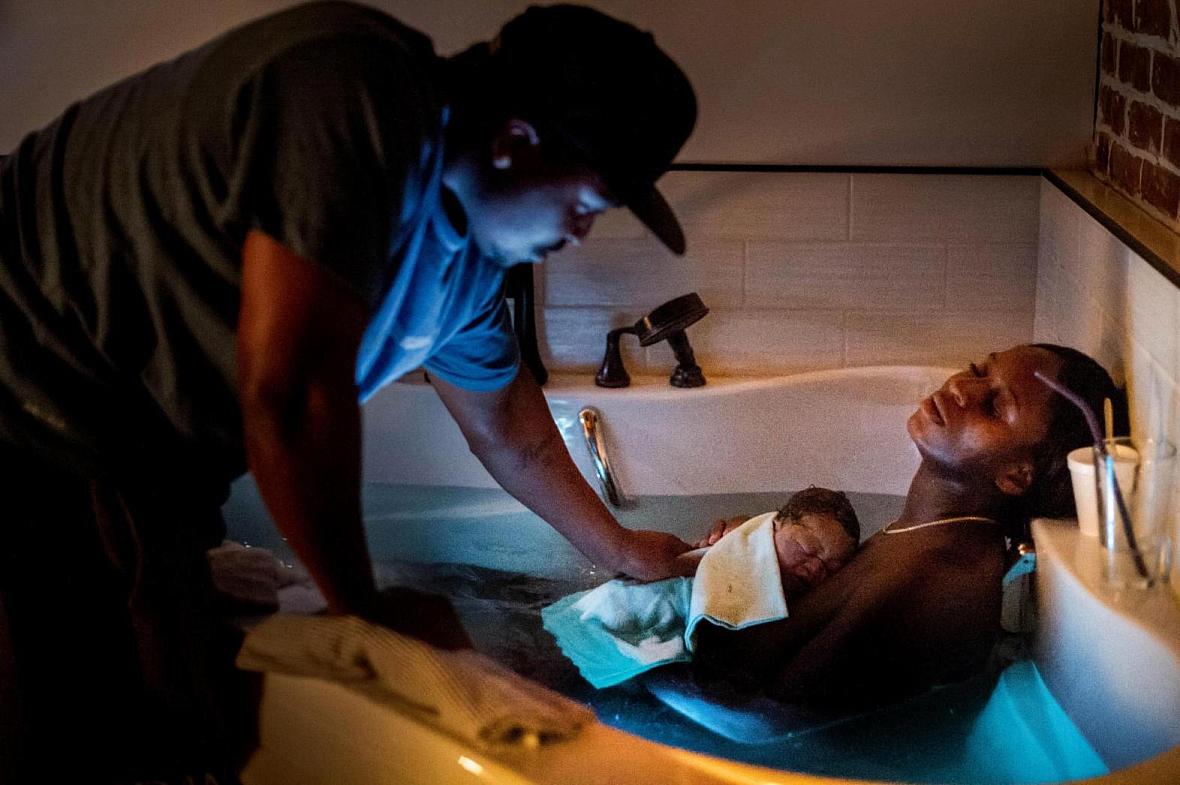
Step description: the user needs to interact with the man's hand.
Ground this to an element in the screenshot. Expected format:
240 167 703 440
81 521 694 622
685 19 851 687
430 369 693 586
694 515 751 548
613 529 693 581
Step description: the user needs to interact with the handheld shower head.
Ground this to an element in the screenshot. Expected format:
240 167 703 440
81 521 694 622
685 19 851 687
595 292 709 388
633 292 709 346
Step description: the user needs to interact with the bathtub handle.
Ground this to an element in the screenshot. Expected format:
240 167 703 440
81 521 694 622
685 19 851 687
579 407 622 507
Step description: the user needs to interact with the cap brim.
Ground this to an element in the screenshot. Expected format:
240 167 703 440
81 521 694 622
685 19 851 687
626 185 686 256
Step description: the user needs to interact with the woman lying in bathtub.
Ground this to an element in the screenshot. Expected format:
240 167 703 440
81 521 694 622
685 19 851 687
650 343 1125 738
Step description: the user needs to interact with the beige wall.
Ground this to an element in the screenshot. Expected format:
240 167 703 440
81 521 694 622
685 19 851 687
539 172 1039 377
2 0 1098 166
1034 180 1180 595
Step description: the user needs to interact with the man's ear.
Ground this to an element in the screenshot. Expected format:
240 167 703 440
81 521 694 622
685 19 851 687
995 460 1035 497
490 118 540 170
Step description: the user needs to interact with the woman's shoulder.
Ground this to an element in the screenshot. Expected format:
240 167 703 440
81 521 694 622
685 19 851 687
838 532 1001 613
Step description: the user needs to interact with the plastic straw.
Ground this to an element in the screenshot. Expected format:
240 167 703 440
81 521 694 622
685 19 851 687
1034 371 1149 578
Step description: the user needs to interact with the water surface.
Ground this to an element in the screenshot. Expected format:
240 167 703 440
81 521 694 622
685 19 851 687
223 482 1107 784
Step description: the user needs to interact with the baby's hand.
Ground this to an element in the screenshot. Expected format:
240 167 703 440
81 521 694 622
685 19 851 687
694 515 750 548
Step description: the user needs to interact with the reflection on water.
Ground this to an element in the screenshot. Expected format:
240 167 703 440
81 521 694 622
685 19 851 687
359 484 905 581
381 557 1105 785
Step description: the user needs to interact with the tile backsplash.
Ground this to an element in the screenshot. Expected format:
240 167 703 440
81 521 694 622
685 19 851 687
538 172 1040 376
1034 179 1180 595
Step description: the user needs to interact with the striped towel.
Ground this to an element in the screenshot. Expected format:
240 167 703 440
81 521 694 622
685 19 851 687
236 614 595 749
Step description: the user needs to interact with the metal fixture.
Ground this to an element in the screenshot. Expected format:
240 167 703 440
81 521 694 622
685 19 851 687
579 406 622 507
505 263 547 385
595 292 709 388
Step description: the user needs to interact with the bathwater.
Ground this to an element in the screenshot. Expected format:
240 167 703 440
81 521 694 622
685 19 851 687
223 482 1109 784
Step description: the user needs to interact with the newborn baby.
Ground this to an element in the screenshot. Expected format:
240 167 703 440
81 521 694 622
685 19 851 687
690 486 861 594
543 487 862 688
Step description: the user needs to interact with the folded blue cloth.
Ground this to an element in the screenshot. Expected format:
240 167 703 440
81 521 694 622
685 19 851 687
542 512 789 688
542 577 693 688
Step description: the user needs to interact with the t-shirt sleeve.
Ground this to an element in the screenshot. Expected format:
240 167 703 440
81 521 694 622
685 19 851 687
233 35 432 307
423 280 521 392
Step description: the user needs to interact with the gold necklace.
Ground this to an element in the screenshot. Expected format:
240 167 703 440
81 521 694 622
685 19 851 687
883 515 998 534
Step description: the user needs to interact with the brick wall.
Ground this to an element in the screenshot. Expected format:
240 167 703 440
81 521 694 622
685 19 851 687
1095 0 1180 229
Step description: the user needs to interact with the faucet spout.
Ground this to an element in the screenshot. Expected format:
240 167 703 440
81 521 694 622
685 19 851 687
595 326 638 388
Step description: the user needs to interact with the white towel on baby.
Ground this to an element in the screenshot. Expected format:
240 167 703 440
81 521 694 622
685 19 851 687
685 511 788 648
237 613 595 750
542 511 788 687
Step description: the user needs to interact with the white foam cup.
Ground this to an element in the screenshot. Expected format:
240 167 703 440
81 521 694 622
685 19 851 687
1067 444 1138 538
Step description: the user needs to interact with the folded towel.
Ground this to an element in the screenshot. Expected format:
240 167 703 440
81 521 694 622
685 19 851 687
237 614 595 750
685 511 788 646
542 512 788 688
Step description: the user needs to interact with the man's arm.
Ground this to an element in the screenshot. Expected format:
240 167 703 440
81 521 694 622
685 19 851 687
237 230 375 615
429 368 689 580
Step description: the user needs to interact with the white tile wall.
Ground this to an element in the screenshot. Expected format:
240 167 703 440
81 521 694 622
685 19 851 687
662 172 850 241
845 309 1034 367
850 175 1040 242
1034 179 1180 597
946 243 1038 313
644 309 845 376
544 237 744 308
538 172 1041 377
746 242 945 310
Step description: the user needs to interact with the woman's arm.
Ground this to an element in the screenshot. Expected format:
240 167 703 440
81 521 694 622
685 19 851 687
691 537 898 683
642 665 850 743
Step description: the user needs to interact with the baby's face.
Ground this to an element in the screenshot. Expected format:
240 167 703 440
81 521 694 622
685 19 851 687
774 513 857 594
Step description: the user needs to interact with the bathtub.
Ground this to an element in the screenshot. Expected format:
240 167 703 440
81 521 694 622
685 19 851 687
227 367 1180 785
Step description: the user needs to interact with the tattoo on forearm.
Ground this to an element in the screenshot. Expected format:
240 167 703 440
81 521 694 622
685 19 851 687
517 437 555 471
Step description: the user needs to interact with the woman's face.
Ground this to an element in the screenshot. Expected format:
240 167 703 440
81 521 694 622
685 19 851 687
907 345 1064 486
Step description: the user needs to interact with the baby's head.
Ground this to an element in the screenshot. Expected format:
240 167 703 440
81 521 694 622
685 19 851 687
773 487 860 594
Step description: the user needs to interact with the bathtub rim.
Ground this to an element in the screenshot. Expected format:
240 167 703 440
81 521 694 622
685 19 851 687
389 364 956 400
1031 517 1180 771
360 364 955 496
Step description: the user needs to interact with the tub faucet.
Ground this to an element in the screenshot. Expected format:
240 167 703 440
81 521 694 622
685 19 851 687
595 292 708 388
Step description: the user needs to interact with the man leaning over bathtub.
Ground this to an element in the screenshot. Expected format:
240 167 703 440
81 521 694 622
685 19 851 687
0 3 695 782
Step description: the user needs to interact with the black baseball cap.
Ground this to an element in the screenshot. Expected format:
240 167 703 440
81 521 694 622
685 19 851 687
488 5 697 254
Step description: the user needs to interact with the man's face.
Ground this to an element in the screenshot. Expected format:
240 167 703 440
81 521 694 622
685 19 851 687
774 513 857 594
906 345 1062 484
463 129 616 266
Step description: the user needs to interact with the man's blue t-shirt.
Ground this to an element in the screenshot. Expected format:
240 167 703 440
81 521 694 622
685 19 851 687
356 124 519 400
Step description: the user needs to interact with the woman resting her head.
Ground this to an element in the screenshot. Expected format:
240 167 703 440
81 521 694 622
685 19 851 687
685 343 1126 714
